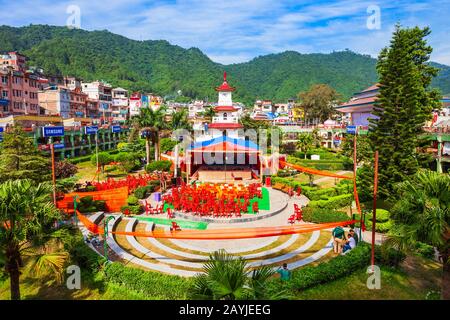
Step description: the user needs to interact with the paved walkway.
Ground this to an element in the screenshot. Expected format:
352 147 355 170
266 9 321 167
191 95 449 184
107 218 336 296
313 171 352 184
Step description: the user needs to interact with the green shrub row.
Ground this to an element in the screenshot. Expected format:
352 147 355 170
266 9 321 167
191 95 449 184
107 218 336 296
270 177 319 197
290 243 405 290
69 149 120 164
308 193 353 210
103 262 192 299
414 242 435 259
145 160 172 173
302 207 350 223
134 185 157 199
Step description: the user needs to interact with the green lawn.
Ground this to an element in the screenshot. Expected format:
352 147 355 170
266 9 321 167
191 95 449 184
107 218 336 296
133 216 209 230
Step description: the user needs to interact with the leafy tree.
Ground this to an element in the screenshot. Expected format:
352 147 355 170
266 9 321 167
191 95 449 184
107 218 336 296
114 152 138 173
298 84 341 123
311 128 322 148
341 135 373 166
0 125 50 183
55 159 78 179
387 170 450 299
368 25 442 198
190 250 285 300
160 138 178 154
296 133 314 159
0 180 64 300
145 160 172 173
239 114 270 130
170 108 192 131
90 152 112 173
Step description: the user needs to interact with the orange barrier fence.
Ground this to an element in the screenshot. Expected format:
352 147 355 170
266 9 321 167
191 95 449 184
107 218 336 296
279 161 353 180
57 187 129 213
75 210 355 240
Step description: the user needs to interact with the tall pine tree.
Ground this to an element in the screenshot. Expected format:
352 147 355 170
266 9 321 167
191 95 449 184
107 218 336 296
368 25 441 198
0 125 51 183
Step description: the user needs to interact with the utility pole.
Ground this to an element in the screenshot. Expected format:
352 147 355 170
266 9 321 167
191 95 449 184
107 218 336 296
50 139 57 206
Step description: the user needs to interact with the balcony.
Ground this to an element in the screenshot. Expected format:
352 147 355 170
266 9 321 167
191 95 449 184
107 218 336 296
212 116 238 123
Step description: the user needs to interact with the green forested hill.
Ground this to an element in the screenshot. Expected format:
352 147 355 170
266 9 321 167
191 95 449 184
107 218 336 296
1 25 449 104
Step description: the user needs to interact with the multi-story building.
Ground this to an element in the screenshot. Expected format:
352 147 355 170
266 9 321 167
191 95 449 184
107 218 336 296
112 87 129 123
0 67 40 117
0 51 27 71
86 98 99 119
64 76 82 90
81 81 112 123
69 87 88 118
38 86 71 118
188 100 205 118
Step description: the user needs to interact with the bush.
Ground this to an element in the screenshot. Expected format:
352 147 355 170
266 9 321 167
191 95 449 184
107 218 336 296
374 244 406 267
55 159 78 179
366 209 390 222
290 243 406 290
134 185 154 199
77 196 106 213
120 205 143 215
290 243 372 290
115 152 139 173
127 195 139 206
308 193 353 210
103 262 192 299
302 207 350 223
414 242 435 259
145 160 172 173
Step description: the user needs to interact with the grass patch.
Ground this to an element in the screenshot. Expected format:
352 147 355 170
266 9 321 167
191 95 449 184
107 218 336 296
133 216 208 230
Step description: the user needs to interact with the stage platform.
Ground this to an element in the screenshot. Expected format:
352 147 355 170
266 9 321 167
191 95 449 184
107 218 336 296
192 165 260 184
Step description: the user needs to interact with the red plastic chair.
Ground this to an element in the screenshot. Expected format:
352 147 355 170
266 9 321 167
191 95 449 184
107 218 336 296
288 214 296 224
170 221 181 232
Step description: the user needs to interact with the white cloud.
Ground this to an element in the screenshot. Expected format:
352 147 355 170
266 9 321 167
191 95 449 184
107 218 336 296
1 0 449 65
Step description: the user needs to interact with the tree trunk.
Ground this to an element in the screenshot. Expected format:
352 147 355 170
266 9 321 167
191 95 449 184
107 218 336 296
145 137 151 165
154 134 160 161
6 245 21 300
441 249 449 300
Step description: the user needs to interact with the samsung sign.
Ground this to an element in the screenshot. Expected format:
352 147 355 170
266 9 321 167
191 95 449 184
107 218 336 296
346 125 357 135
111 125 121 133
43 126 65 137
85 126 99 134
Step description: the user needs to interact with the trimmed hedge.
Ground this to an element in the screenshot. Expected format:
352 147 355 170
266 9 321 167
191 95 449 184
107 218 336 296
134 185 155 199
103 262 192 299
290 243 405 290
302 207 350 223
69 149 120 164
308 193 353 210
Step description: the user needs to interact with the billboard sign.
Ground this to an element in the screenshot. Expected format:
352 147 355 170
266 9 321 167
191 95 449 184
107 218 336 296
43 126 65 137
346 125 357 135
85 126 99 135
111 125 121 133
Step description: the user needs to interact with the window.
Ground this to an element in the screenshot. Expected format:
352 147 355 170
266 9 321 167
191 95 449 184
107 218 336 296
1 76 7 84
223 112 228 119
2 90 8 98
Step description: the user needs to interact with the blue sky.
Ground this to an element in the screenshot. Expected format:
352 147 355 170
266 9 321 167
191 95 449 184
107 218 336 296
1 0 449 65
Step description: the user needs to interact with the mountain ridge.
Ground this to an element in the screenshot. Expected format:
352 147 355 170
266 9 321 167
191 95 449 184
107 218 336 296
1 24 449 104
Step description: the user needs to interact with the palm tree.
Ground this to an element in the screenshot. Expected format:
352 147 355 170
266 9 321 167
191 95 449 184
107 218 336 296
171 108 192 131
202 106 216 123
0 179 65 300
296 133 314 159
387 170 450 299
190 250 287 300
132 106 169 164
